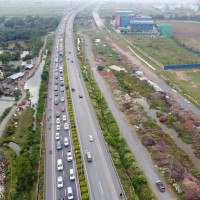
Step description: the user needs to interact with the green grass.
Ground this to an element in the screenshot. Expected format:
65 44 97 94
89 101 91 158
124 35 200 65
1 107 34 145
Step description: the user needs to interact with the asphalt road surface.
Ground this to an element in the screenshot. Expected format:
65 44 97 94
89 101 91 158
46 6 124 200
64 12 124 200
46 13 80 200
79 31 177 200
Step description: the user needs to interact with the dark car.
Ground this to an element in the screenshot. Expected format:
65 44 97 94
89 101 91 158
155 181 165 192
56 111 60 118
55 80 58 85
60 81 64 86
71 60 73 63
71 88 75 92
79 94 83 98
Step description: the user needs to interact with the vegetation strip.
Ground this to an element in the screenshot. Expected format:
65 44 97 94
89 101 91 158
36 35 55 200
63 33 90 200
0 107 12 123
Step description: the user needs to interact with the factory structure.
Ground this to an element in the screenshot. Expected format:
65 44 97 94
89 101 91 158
115 11 154 31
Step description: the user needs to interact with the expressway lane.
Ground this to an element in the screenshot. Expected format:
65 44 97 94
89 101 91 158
46 12 80 200
64 12 124 200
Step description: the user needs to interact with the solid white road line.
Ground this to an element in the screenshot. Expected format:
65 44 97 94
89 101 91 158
99 181 104 195
93 157 96 166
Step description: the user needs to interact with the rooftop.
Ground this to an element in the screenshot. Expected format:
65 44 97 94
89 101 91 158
25 64 34 69
8 72 24 80
130 21 154 24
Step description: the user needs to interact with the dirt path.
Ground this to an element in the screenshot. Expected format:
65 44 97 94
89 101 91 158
0 148 13 200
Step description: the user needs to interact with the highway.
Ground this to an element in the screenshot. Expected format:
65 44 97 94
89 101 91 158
64 11 124 200
79 31 176 200
45 13 80 200
46 6 124 200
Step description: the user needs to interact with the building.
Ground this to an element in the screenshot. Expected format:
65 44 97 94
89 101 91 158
8 72 24 80
115 11 154 31
115 11 133 26
25 64 34 70
130 21 154 31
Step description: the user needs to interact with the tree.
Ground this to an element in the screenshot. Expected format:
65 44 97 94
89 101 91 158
4 20 15 28
0 16 6 23
11 51 20 61
16 155 34 190
13 89 21 100
15 42 22 50
0 51 11 66
22 54 32 61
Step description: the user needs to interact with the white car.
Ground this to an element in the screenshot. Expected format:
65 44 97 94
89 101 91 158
69 169 75 181
62 115 67 121
55 132 60 140
56 124 61 131
56 118 60 124
57 176 63 188
61 97 65 102
61 87 64 92
64 123 69 130
89 135 94 142
57 159 63 171
67 151 73 162
60 77 63 81
64 137 69 147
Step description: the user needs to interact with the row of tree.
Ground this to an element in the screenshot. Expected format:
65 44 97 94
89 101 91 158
0 15 60 57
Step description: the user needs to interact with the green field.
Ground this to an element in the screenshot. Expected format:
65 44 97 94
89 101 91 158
124 35 200 65
157 21 200 51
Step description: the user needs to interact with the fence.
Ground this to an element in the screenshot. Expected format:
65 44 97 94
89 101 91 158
164 64 200 69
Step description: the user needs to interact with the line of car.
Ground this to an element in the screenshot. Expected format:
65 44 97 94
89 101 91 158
53 21 75 200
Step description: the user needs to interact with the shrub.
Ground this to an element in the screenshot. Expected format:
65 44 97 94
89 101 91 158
74 144 80 151
80 180 87 188
76 153 81 160
79 174 86 182
77 163 83 170
76 158 82 164
73 137 78 143
132 175 147 187
82 193 89 200
81 187 88 194
78 168 84 176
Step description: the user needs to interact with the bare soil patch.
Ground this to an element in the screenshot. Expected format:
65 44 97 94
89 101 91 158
172 22 200 50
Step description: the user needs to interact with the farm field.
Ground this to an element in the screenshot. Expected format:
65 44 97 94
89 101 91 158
157 21 200 51
124 34 200 66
